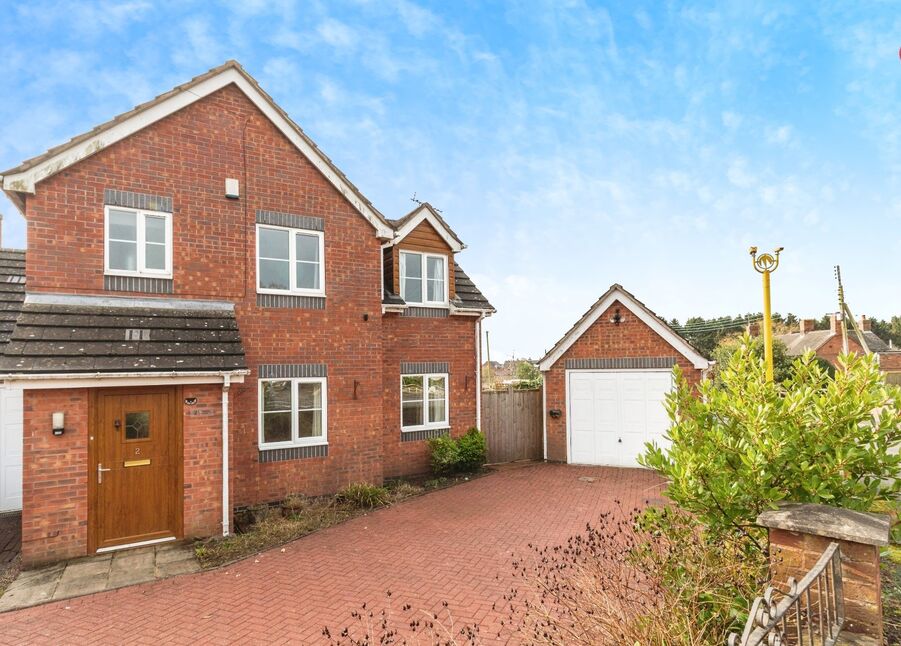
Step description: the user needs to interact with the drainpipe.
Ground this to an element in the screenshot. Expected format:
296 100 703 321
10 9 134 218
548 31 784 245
476 315 483 429
541 372 548 461
222 374 231 536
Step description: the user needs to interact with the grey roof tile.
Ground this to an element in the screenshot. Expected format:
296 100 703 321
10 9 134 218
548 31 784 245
452 264 494 311
0 299 246 375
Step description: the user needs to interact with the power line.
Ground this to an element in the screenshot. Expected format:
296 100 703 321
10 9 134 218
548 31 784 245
673 316 764 333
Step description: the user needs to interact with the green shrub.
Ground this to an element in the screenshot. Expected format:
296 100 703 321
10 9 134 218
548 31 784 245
428 434 460 476
456 428 488 471
335 482 390 509
641 335 901 552
429 428 487 475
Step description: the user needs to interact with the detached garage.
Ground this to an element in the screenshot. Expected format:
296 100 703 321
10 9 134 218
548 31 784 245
539 284 709 467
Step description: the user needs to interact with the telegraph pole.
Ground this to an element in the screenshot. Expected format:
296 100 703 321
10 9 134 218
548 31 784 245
750 246 784 382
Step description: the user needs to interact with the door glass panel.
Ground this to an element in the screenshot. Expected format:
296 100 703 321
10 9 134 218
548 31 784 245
125 411 150 440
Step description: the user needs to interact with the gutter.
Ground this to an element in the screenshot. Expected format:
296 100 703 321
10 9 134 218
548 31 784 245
0 369 250 382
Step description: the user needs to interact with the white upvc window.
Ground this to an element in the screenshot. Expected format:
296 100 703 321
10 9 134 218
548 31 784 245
258 377 328 449
401 373 449 431
256 224 325 296
399 251 447 306
104 206 173 278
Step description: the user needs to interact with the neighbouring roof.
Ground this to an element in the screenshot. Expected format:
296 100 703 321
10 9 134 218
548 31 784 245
0 249 25 347
388 203 465 252
0 294 246 375
381 264 494 313
777 329 892 356
538 283 709 372
0 60 393 238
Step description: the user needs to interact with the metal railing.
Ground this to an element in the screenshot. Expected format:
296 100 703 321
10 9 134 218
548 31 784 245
728 542 844 646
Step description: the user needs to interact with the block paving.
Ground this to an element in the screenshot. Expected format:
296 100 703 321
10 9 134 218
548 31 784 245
0 464 663 644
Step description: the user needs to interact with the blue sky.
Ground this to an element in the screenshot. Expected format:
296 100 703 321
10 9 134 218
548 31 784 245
1 1 899 360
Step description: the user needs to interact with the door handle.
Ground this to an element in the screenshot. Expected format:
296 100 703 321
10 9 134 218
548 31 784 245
97 463 111 484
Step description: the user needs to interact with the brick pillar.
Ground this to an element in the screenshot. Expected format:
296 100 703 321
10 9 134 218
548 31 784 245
758 503 890 641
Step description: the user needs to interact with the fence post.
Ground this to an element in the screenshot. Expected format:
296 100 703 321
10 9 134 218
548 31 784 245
758 503 891 642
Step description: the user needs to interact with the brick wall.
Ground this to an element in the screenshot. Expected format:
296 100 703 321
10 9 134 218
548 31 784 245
543 300 703 463
382 314 478 478
815 334 866 367
21 389 89 566
182 384 224 538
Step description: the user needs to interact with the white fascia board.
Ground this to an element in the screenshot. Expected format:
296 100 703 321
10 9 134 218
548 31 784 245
2 370 248 390
538 288 709 372
391 207 464 252
2 69 393 239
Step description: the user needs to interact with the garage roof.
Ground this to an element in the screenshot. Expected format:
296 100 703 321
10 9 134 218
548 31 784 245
538 284 710 372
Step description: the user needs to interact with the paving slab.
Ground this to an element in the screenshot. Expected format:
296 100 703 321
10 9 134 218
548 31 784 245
0 541 198 612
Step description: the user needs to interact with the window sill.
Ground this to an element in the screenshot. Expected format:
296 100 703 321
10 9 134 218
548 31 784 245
401 426 449 434
257 288 326 298
400 427 450 442
258 443 328 463
105 270 173 280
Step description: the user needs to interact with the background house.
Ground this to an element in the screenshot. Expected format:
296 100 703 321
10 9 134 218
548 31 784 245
774 314 901 384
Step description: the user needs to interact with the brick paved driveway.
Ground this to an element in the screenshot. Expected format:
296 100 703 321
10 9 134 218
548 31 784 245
0 464 663 645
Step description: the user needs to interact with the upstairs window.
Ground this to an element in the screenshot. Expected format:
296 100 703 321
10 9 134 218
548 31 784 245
257 224 324 295
400 251 447 306
401 373 448 431
104 206 172 277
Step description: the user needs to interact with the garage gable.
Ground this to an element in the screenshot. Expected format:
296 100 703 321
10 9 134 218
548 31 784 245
538 284 709 372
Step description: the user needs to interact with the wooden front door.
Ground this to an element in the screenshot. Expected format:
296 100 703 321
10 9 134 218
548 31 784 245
90 387 182 551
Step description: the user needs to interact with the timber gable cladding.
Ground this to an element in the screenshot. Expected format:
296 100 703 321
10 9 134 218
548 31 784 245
0 61 494 563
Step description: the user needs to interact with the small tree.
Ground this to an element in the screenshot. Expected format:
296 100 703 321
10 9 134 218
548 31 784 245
514 361 542 389
710 335 797 385
641 336 901 552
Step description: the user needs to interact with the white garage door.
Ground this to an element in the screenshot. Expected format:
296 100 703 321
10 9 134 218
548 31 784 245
0 387 23 512
567 370 672 467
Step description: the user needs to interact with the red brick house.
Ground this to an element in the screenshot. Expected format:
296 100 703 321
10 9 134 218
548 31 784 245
0 61 493 565
538 285 709 467
776 315 901 384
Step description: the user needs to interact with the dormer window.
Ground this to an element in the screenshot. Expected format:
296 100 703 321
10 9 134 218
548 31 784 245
104 206 172 278
400 251 447 306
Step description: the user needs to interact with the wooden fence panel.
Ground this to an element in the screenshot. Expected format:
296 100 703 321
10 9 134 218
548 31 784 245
481 388 543 463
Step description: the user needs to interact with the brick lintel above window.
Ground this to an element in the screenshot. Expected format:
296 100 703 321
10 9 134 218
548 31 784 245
104 188 172 213
564 357 678 370
401 362 449 375
256 209 324 231
259 363 327 379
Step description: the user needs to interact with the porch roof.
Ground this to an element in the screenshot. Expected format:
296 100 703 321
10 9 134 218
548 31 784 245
0 294 246 375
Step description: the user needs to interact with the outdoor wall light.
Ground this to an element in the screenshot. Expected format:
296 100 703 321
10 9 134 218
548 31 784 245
610 308 623 325
549 409 562 419
51 412 65 436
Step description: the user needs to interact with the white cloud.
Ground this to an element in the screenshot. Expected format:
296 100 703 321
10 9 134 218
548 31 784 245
317 18 357 50
721 111 742 129
765 125 793 145
727 158 756 189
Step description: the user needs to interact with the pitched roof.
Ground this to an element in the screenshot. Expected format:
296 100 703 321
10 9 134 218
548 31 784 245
538 284 709 372
0 294 246 375
388 203 465 252
451 265 494 311
0 249 25 347
0 60 393 238
777 329 892 356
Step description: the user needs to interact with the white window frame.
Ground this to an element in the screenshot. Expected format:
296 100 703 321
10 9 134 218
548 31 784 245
103 205 173 278
399 251 448 307
258 376 328 449
256 224 326 297
400 372 450 432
